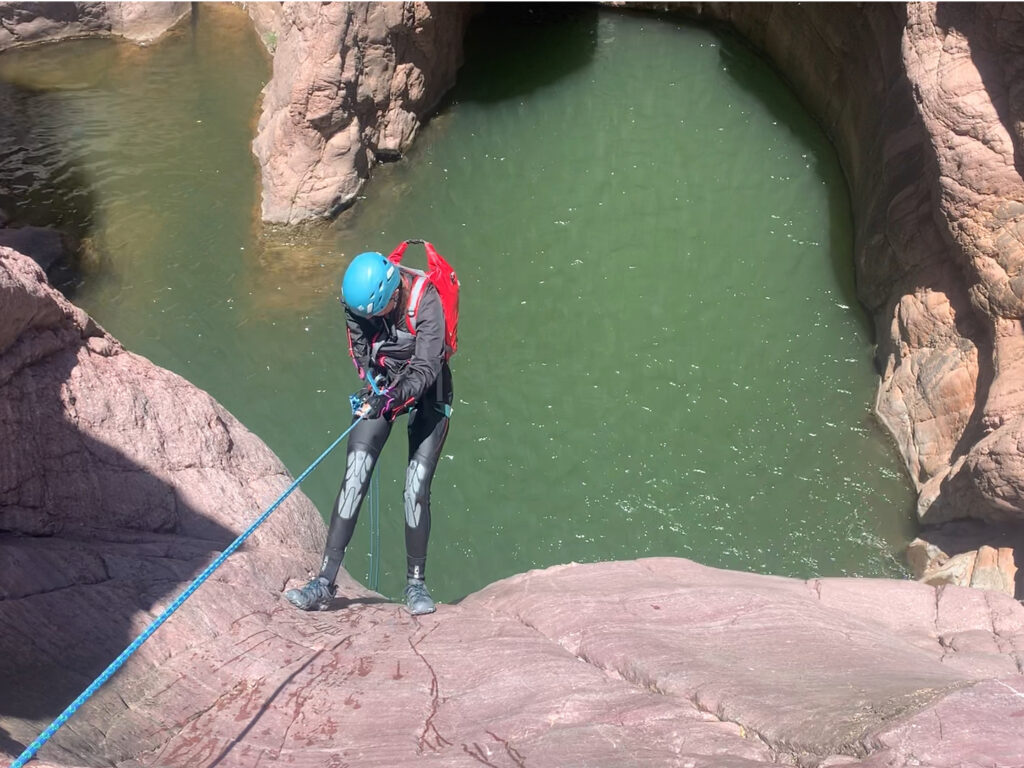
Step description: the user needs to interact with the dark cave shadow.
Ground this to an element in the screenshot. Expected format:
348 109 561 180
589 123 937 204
935 3 1024 181
439 3 598 107
0 333 238 760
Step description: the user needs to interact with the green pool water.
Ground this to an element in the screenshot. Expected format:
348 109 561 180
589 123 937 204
0 4 916 603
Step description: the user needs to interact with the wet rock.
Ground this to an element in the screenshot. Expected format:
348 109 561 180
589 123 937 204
0 2 190 50
251 2 472 224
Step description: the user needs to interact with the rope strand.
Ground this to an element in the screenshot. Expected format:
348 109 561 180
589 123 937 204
11 416 363 768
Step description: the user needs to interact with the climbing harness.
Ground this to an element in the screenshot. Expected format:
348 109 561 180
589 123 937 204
10 415 367 768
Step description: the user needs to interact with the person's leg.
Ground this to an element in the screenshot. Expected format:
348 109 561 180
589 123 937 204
319 416 393 583
285 416 392 610
402 403 449 614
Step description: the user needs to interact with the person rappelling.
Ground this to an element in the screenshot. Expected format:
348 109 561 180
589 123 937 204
286 239 459 616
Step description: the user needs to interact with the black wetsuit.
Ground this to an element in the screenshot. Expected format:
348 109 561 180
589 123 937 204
318 274 453 585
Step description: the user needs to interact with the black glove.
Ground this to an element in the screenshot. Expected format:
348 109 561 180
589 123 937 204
359 393 392 420
406 238 424 245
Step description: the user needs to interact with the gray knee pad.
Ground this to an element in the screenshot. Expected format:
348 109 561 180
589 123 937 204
404 460 429 528
336 449 374 520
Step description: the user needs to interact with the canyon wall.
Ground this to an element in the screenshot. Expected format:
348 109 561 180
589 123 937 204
249 2 472 224
653 3 1024 541
0 2 189 49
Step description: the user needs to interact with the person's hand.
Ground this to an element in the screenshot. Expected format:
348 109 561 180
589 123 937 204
406 238 424 245
358 393 391 419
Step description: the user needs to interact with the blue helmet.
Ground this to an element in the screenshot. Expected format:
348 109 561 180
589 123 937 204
341 251 400 317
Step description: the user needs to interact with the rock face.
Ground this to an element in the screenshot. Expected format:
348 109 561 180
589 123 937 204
0 2 190 50
4 552 1024 767
250 2 471 224
0 246 330 757
679 4 1024 554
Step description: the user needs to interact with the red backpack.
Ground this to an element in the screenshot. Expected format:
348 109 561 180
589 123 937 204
387 239 460 360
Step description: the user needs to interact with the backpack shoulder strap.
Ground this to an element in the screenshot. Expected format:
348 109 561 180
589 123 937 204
406 274 429 334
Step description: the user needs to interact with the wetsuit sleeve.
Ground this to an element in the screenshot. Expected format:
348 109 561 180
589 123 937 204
345 309 374 380
388 284 445 407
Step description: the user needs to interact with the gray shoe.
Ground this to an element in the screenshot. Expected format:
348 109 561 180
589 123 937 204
404 579 436 615
285 577 336 611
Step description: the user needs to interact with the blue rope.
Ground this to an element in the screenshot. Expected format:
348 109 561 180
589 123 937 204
367 460 381 591
11 416 364 768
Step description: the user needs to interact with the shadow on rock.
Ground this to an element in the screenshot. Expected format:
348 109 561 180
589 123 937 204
0 245 331 764
936 3 1024 180
0 336 237 735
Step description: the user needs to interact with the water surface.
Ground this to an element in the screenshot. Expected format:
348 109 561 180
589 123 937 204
0 5 916 603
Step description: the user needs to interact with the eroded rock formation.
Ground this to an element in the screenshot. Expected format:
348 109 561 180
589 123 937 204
0 245 331 759
250 2 471 224
0 2 189 50
673 4 1024 566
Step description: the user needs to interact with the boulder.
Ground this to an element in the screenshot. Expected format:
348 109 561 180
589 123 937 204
250 2 472 224
0 2 190 50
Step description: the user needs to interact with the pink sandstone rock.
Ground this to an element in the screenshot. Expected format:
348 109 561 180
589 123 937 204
0 245 335 756
673 4 1024 536
250 2 471 224
0 2 189 50
897 4 1024 526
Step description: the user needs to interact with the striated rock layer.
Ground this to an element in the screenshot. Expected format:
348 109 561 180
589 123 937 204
250 2 472 224
0 2 189 50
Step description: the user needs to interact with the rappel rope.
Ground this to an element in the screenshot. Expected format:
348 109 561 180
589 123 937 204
11 416 366 768
362 372 386 592
368 461 381 591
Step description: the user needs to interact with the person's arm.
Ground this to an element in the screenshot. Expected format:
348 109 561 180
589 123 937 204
345 309 376 381
386 285 445 410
